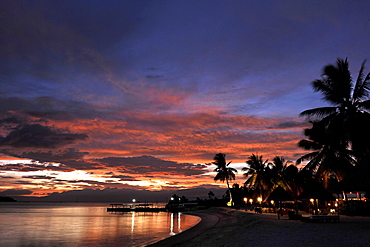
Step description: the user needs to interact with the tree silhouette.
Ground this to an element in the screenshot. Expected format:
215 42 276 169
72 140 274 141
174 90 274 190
270 156 292 190
297 120 355 188
211 153 237 205
299 58 370 187
208 191 215 199
243 154 273 201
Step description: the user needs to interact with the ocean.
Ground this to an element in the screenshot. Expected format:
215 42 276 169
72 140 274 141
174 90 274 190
0 202 200 247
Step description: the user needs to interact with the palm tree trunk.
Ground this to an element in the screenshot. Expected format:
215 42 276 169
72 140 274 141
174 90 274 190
226 178 233 206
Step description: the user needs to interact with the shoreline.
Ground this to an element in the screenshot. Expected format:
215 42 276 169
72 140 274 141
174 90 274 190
148 207 370 247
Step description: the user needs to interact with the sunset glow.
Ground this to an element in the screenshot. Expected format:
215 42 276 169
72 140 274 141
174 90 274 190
1 0 369 202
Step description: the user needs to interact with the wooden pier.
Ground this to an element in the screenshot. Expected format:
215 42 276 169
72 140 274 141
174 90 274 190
107 203 166 212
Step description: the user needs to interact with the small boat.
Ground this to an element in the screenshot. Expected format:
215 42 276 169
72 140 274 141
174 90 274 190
107 203 166 212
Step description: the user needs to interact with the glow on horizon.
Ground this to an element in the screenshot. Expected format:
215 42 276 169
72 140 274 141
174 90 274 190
0 157 304 197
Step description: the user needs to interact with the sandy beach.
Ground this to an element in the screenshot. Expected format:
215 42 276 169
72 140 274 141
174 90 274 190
148 207 370 247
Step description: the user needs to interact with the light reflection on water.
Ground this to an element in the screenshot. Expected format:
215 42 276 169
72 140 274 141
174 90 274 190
0 203 200 247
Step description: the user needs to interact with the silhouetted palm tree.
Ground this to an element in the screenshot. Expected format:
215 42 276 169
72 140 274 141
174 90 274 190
243 154 273 201
282 165 303 198
270 156 292 189
299 58 370 185
300 58 370 121
297 120 355 188
211 153 237 204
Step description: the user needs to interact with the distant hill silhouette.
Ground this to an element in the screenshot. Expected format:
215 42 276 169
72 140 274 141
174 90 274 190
0 196 17 202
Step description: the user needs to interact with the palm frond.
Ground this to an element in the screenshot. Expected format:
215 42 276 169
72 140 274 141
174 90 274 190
318 58 352 104
303 157 321 172
357 99 370 111
353 60 368 100
298 139 321 150
299 107 337 118
214 172 225 182
296 151 320 164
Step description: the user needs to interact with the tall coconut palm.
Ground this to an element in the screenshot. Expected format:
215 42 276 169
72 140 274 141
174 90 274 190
300 58 370 122
211 153 237 205
243 154 273 202
299 58 370 184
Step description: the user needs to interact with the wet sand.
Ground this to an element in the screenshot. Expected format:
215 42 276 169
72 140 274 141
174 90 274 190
148 207 370 247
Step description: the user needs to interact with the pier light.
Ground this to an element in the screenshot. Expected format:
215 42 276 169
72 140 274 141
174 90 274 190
310 198 314 204
249 199 253 203
257 197 262 204
270 200 274 205
244 197 248 203
132 199 136 203
334 202 338 207
171 197 174 201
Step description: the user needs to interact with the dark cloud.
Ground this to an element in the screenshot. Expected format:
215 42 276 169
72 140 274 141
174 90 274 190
0 97 109 121
21 175 56 180
60 160 102 170
98 155 207 176
0 124 88 148
0 163 43 172
0 115 24 125
0 157 73 172
0 1 110 80
18 148 88 163
270 120 310 129
110 175 139 181
146 75 163 79
0 148 103 171
14 180 41 185
0 189 33 196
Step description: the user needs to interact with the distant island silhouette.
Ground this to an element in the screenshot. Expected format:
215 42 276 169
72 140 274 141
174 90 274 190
0 196 17 202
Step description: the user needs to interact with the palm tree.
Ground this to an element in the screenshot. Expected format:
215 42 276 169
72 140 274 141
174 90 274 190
282 165 304 197
297 120 355 188
299 58 370 185
270 156 292 188
211 153 237 205
300 58 370 122
243 154 273 202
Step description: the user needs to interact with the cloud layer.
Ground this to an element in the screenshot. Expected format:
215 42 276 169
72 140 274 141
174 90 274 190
1 0 369 200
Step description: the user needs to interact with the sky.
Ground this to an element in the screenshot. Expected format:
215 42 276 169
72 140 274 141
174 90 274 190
0 0 369 202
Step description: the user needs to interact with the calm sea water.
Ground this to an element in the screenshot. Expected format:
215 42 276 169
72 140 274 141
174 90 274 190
0 202 200 247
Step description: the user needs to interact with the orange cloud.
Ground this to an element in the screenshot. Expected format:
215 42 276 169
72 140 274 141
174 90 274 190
0 97 309 197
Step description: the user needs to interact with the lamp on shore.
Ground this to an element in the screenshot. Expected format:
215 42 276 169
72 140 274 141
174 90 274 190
257 197 262 204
